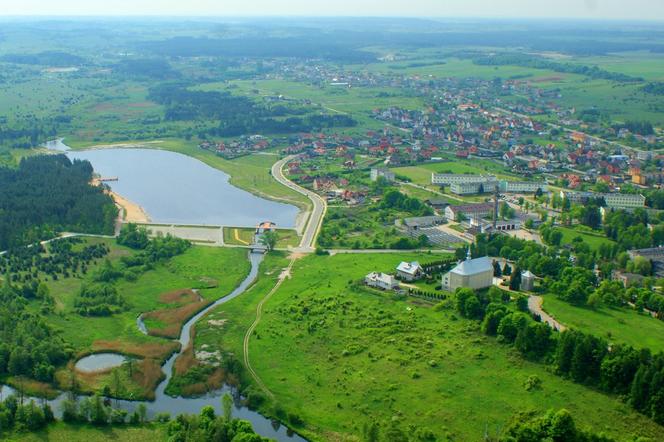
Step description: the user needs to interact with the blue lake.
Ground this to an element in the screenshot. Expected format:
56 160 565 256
47 140 299 228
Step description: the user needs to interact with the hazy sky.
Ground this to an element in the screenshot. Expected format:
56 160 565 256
0 0 663 20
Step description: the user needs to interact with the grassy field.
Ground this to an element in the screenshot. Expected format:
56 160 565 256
192 252 663 441
542 295 664 353
557 226 615 251
223 227 301 248
7 422 166 442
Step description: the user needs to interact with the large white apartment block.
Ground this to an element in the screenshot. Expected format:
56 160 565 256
500 181 547 193
451 180 500 195
433 173 545 195
431 173 496 185
560 190 645 209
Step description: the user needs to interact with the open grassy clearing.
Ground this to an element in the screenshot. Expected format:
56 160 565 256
542 295 664 354
193 252 663 441
557 225 615 251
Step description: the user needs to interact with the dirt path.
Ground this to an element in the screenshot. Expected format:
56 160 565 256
528 295 567 331
242 256 297 398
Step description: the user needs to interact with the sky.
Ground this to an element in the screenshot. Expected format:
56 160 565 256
0 0 662 21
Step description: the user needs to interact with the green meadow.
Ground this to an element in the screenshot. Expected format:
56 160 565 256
192 252 663 441
542 295 664 354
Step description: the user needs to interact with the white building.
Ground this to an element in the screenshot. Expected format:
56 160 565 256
365 272 399 290
445 203 495 221
450 180 499 195
396 261 424 281
442 250 494 291
560 191 645 209
501 181 547 194
431 173 496 186
370 168 396 182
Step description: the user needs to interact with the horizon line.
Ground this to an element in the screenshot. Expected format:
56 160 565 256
0 14 662 23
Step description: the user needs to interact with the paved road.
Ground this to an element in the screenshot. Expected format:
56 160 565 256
271 156 327 252
528 295 567 332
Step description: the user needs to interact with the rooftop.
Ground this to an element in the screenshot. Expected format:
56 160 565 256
450 256 493 276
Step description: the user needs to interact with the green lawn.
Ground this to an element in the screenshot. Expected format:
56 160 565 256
193 252 663 441
557 226 615 251
542 295 664 353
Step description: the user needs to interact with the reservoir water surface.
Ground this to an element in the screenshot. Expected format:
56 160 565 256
46 140 299 228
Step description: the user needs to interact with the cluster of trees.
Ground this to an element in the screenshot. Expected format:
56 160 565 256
641 82 664 96
501 408 618 442
167 400 271 442
603 209 663 251
0 155 117 249
0 238 110 284
0 397 54 433
381 190 433 216
0 124 58 149
471 52 643 83
0 281 69 381
148 83 356 137
74 282 126 316
613 120 655 136
117 224 191 276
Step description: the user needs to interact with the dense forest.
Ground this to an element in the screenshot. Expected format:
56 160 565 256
0 281 70 382
0 155 117 249
148 83 356 136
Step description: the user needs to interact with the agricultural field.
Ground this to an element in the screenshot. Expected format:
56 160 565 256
193 252 663 441
542 295 664 354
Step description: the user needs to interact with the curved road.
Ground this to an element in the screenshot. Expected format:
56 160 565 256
528 295 567 332
271 155 327 252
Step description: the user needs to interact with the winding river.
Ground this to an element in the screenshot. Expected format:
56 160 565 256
0 140 306 440
2 251 305 441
